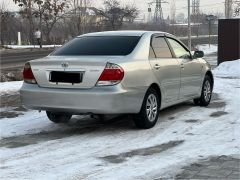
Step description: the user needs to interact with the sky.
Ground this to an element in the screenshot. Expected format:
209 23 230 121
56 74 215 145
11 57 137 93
2 0 226 19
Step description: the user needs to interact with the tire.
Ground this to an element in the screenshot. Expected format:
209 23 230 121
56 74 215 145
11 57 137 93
46 111 72 123
194 75 213 107
134 88 160 129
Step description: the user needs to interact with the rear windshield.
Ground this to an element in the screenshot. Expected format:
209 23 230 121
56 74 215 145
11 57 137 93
52 36 141 56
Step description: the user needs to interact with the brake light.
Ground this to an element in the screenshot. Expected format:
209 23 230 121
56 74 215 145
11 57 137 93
23 62 37 84
96 62 124 86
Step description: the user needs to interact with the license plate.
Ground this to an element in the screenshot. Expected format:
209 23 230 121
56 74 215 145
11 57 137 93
49 71 83 83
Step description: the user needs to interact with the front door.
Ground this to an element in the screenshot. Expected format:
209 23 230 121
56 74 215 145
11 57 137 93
166 38 202 99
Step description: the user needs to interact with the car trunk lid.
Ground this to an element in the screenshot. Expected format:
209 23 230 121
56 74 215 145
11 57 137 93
30 56 123 89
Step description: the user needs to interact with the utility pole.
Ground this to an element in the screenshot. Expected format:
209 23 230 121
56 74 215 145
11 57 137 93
192 0 200 15
147 0 168 23
154 0 163 22
188 0 191 51
206 15 215 47
225 0 233 18
170 0 176 34
192 0 200 37
148 3 152 23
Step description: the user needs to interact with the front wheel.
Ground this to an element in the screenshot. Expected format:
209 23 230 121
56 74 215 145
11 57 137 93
46 111 72 123
194 75 213 106
134 88 160 129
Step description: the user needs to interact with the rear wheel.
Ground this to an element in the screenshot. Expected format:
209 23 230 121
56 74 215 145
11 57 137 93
134 88 160 129
46 111 72 123
194 75 213 106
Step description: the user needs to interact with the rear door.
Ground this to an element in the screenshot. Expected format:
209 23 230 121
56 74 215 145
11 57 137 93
149 35 180 103
166 37 202 98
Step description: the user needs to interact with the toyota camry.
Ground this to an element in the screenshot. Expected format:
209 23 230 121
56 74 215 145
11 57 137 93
20 31 214 129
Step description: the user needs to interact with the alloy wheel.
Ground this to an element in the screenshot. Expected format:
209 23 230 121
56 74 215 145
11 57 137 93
203 80 212 102
146 94 158 122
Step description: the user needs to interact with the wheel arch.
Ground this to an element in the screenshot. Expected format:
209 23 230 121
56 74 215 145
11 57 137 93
205 71 214 86
149 83 162 106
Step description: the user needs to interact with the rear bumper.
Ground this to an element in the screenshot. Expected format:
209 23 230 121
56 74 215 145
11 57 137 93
20 83 146 114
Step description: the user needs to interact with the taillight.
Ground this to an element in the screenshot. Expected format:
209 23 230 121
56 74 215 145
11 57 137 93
23 62 37 84
96 62 124 86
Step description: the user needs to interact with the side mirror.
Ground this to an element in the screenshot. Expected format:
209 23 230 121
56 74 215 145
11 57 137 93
193 51 204 58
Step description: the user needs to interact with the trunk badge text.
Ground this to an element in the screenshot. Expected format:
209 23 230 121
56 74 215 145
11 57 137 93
61 62 69 68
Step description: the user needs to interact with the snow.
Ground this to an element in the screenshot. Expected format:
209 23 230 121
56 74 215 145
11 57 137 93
0 60 240 179
0 81 23 95
196 44 218 55
4 45 62 49
213 59 240 77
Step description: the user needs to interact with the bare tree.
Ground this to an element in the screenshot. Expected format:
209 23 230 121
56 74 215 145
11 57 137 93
13 0 35 44
67 0 93 36
0 2 9 45
34 0 69 44
170 0 176 35
95 0 138 30
234 2 240 16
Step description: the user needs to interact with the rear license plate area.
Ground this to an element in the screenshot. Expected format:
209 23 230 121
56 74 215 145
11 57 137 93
49 71 83 83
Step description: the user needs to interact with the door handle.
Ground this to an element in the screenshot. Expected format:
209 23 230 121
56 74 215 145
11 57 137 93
154 64 161 70
180 63 184 69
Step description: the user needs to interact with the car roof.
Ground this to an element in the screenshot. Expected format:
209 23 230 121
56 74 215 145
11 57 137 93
78 30 171 37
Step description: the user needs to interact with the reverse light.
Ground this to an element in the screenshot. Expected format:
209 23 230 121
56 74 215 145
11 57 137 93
23 62 37 84
97 62 124 86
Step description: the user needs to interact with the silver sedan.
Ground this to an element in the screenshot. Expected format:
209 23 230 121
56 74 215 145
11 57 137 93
20 31 214 129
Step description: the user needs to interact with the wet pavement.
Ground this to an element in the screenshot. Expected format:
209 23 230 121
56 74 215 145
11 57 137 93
175 155 240 179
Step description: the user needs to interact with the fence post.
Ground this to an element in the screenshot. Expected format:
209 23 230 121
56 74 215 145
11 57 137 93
18 32 22 46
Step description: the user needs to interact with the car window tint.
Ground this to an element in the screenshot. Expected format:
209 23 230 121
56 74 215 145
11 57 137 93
167 38 191 59
151 37 172 58
52 36 141 56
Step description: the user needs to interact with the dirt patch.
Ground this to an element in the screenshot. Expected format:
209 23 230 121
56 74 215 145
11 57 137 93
175 155 240 179
186 133 194 136
0 111 24 119
0 93 27 119
0 115 134 148
211 93 221 101
185 119 199 123
217 76 240 79
0 68 23 82
210 111 228 117
0 93 22 108
207 101 226 109
100 140 184 164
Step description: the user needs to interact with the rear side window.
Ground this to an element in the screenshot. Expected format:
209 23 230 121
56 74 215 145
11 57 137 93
150 37 172 58
52 36 141 56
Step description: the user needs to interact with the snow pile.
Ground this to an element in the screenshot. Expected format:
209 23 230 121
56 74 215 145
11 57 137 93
0 81 23 95
213 59 240 77
4 45 62 49
196 44 218 55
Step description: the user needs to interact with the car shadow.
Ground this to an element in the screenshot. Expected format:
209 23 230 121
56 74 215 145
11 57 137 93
0 93 222 149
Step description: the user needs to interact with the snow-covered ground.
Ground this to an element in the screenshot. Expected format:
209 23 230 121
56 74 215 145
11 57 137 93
4 45 62 49
0 60 239 179
0 81 23 95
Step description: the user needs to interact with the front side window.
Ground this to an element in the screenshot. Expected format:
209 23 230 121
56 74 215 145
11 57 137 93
150 36 172 58
52 36 141 56
167 38 191 59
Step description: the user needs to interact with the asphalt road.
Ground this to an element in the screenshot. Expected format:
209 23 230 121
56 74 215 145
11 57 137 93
1 49 217 70
0 49 53 69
